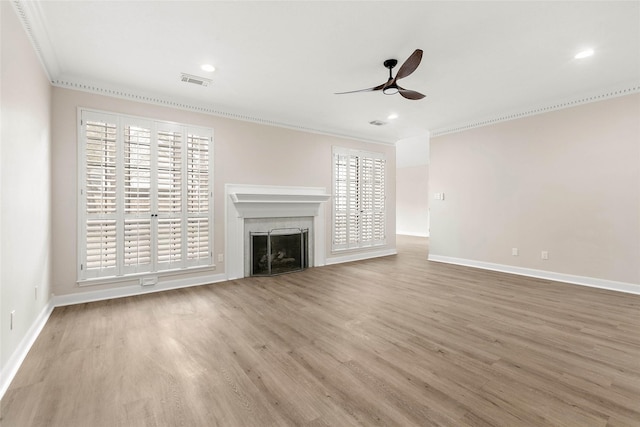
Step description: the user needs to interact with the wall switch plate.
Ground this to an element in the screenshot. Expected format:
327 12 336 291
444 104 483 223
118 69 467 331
541 250 549 260
512 248 519 256
218 254 224 262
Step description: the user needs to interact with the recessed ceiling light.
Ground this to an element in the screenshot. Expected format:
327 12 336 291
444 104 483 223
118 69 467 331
201 64 216 72
574 49 594 59
387 113 399 120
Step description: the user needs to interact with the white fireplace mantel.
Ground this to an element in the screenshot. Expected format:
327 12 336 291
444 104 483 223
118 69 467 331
225 184 331 279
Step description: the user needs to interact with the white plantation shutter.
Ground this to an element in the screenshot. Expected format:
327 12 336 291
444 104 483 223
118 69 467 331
371 157 386 244
348 155 361 247
332 147 386 251
186 132 212 266
156 125 184 270
333 153 349 248
79 110 213 282
123 120 153 274
82 113 118 278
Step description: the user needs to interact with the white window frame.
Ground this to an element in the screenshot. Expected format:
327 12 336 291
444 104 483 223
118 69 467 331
332 146 386 251
77 109 214 283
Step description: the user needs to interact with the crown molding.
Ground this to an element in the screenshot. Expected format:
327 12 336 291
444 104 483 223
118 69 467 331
11 0 60 80
50 78 396 146
431 84 640 137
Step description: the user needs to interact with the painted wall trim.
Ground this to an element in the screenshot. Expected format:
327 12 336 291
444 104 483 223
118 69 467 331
325 248 397 266
0 301 55 399
428 254 640 295
397 232 429 238
50 80 394 146
53 273 228 307
431 84 640 137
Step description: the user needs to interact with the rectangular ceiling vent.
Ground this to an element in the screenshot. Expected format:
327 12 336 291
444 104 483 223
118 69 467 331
180 73 211 87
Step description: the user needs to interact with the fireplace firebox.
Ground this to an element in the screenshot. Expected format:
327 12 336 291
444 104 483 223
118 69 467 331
250 228 309 276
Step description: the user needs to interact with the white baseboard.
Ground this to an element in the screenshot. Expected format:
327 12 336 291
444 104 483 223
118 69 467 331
325 248 397 265
0 301 54 399
53 272 228 307
428 254 640 295
397 232 430 237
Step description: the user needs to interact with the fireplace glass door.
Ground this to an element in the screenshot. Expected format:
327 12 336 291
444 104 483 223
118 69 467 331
250 228 308 276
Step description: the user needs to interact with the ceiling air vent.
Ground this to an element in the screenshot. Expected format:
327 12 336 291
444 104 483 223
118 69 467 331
369 120 387 126
180 73 211 87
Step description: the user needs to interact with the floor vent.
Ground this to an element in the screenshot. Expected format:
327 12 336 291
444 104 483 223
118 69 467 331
369 120 387 126
180 73 211 87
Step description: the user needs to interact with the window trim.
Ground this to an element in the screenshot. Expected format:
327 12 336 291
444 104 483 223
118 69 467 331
77 108 214 284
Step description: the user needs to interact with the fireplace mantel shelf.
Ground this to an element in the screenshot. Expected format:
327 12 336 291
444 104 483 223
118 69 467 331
230 193 331 204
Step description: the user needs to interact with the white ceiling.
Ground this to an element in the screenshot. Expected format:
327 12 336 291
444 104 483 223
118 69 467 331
17 1 640 144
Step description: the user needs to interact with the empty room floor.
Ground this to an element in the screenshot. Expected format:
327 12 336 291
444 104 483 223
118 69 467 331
2 235 639 426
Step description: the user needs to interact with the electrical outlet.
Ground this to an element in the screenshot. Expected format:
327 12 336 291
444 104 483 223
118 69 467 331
512 248 519 256
541 250 549 260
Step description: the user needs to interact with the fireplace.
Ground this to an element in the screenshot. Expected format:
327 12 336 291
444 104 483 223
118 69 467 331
225 184 331 280
250 228 309 276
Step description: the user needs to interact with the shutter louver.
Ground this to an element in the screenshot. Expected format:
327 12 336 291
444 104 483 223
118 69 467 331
124 219 151 267
124 125 151 214
85 220 117 270
187 218 209 260
157 130 182 214
157 218 182 265
85 120 117 215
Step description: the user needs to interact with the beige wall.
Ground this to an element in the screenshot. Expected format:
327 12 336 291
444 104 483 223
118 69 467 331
396 165 429 236
51 88 396 296
430 94 640 285
1 2 52 370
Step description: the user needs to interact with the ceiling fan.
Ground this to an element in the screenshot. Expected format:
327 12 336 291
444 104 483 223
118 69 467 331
336 49 425 100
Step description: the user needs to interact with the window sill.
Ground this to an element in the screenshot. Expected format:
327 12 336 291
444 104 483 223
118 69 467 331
77 264 217 288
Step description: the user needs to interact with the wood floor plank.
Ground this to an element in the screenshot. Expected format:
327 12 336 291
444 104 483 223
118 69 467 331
2 235 639 426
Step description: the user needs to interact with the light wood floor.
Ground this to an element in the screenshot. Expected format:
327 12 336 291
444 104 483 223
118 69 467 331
2 236 639 426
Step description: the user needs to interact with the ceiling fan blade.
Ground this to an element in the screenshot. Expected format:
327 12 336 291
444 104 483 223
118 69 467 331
398 88 425 100
335 82 386 95
395 49 423 80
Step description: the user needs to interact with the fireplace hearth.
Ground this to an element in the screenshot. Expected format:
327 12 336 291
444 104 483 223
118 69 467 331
250 228 309 276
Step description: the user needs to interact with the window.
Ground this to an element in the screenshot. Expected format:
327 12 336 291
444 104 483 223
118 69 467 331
332 147 386 251
79 110 213 281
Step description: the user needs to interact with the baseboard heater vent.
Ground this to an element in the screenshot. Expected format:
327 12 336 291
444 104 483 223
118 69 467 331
140 276 158 287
